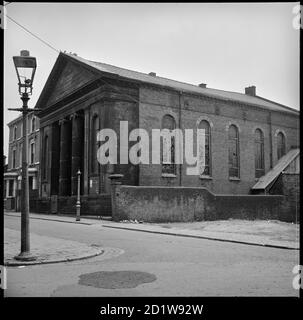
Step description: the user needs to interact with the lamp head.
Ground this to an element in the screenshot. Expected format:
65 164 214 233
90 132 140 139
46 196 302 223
13 50 37 95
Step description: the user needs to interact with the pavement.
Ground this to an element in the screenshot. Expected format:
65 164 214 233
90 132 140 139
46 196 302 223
4 213 300 296
4 211 299 252
4 223 104 266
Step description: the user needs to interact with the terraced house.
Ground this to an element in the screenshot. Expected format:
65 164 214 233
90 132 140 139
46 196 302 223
33 52 299 220
4 113 40 211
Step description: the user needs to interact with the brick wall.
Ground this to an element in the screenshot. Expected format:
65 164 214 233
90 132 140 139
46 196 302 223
113 185 290 222
138 86 299 194
33 194 112 216
270 173 300 222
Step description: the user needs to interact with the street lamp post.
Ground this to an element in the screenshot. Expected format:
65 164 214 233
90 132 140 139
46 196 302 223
76 169 81 221
8 50 40 261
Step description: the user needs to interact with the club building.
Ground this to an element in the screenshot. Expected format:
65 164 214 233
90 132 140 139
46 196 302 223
13 52 299 218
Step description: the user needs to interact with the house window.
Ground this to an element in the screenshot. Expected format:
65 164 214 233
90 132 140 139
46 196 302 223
161 114 176 175
228 124 240 178
13 126 17 140
30 141 35 164
255 129 265 178
29 176 33 190
43 135 49 180
91 115 100 174
198 120 211 176
8 180 14 197
277 132 286 160
12 149 16 168
31 117 36 132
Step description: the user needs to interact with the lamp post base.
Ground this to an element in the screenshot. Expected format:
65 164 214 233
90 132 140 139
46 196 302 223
76 202 81 221
14 251 37 261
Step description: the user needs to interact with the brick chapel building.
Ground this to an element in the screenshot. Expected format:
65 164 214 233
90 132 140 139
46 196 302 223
34 52 299 215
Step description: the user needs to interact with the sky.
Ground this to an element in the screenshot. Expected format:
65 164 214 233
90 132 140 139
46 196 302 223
3 2 300 157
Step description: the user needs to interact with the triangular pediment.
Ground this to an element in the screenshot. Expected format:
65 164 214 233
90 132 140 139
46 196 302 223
36 54 99 109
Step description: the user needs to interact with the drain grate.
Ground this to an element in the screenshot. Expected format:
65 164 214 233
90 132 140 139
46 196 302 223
78 270 157 289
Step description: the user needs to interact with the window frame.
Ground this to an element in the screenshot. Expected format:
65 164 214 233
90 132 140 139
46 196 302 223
30 141 35 164
12 149 16 169
31 116 36 132
161 114 177 176
277 131 286 160
8 180 14 197
254 129 265 178
13 126 17 141
198 119 212 177
228 124 240 179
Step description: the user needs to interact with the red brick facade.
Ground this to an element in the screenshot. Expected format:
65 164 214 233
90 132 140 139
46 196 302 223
138 86 299 194
32 53 299 216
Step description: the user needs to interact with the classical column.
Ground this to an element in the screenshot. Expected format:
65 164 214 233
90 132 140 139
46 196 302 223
70 113 84 196
50 122 60 195
59 119 72 196
83 108 90 195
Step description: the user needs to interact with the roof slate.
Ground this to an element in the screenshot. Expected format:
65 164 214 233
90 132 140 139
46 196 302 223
64 53 299 116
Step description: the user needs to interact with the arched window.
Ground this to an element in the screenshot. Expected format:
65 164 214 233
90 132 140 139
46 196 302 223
91 115 100 173
162 114 176 175
198 120 211 176
277 132 286 160
31 116 36 132
255 129 264 178
228 125 240 178
43 135 49 180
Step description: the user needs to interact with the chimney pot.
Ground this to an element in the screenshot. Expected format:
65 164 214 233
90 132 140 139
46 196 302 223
199 83 207 88
149 72 156 77
20 50 30 57
245 86 256 96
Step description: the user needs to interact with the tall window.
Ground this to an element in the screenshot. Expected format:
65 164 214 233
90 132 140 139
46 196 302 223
8 180 14 197
162 114 176 175
19 144 22 168
228 125 240 178
255 129 264 178
31 117 36 132
198 120 211 176
12 149 16 168
30 142 35 164
43 135 49 180
91 115 100 173
29 176 33 190
277 132 286 160
13 126 17 140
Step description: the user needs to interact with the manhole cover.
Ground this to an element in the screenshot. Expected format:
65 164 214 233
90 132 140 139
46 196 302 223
78 271 157 289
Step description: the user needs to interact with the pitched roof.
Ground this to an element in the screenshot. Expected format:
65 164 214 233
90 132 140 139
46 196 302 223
252 148 300 191
63 52 299 116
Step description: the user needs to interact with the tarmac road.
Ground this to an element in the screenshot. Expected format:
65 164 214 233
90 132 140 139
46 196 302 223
4 214 299 297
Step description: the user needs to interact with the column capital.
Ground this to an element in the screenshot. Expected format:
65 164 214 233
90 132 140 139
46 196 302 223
70 112 83 121
58 118 68 126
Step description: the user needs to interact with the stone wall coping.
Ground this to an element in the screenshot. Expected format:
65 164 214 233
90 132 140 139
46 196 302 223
119 185 284 198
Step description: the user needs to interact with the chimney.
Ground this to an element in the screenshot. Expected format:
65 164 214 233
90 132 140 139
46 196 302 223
245 85 256 96
149 72 156 77
20 50 30 57
198 83 207 88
